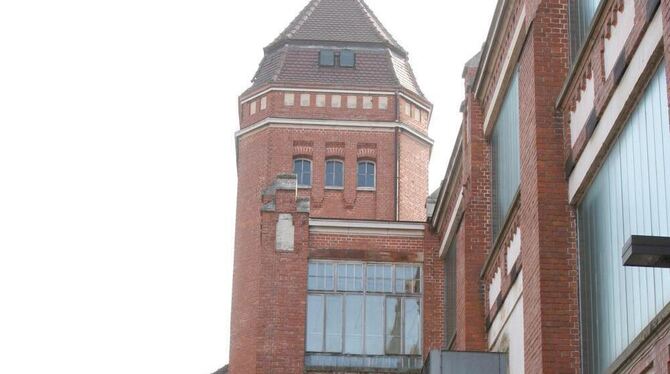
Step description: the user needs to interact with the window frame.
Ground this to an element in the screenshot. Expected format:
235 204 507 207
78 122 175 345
319 50 336 66
325 159 345 190
357 160 376 191
293 158 313 188
306 260 423 357
339 49 356 68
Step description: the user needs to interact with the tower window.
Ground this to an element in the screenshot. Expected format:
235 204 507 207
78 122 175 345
325 159 344 188
340 50 355 67
357 161 375 190
318 49 356 68
319 50 335 66
294 159 312 187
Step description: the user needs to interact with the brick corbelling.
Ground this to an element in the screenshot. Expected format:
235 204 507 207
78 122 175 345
518 2 581 372
562 0 662 173
240 90 399 129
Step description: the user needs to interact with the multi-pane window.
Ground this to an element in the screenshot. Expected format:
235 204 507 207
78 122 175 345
294 159 312 187
395 265 421 293
309 262 335 291
491 67 520 239
306 261 422 357
578 62 670 373
325 159 344 188
357 161 376 189
569 0 603 63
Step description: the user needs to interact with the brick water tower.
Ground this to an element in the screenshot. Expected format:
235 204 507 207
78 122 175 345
230 0 443 372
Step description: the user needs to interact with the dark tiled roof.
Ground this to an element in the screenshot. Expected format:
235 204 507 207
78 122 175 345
243 0 426 101
211 364 228 374
266 0 406 55
247 46 423 97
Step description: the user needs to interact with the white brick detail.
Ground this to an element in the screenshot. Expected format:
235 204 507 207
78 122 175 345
604 0 635 78
569 73 595 146
284 93 294 106
489 267 502 309
331 95 341 108
506 228 521 274
300 93 310 107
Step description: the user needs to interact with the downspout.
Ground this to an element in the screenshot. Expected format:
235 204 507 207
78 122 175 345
394 90 400 221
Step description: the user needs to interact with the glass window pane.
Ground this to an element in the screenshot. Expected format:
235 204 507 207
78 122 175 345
320 50 335 66
367 264 393 293
357 162 375 188
404 298 421 355
385 297 402 354
340 50 355 67
344 295 364 354
308 262 334 291
396 265 421 294
337 264 363 292
325 295 342 353
365 295 384 355
306 295 324 352
325 160 343 188
294 159 312 187
334 162 343 187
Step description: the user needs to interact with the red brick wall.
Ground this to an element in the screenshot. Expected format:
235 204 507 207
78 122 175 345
256 190 310 373
517 1 580 372
398 131 430 221
231 118 432 371
229 130 269 374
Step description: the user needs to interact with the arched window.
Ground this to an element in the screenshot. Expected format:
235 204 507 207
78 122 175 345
294 159 312 187
357 161 375 189
325 159 344 188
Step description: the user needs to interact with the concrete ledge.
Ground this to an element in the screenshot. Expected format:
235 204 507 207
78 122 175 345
309 219 425 238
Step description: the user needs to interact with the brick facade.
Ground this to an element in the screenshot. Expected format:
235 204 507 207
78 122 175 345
231 0 670 372
229 1 438 372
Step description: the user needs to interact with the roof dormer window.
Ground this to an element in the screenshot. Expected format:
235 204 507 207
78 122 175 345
319 49 356 68
319 50 335 66
339 50 355 67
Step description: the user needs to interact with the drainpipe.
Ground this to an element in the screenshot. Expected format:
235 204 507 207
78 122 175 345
394 90 400 221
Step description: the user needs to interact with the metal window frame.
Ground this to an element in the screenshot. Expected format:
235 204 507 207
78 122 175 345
306 260 423 357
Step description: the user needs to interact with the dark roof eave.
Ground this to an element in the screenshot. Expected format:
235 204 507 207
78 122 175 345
263 39 408 58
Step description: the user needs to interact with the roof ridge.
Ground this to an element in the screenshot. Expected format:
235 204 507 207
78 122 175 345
354 0 406 55
267 0 321 48
285 0 322 39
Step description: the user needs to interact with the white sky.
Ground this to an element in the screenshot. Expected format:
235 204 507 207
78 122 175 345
0 1 495 373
